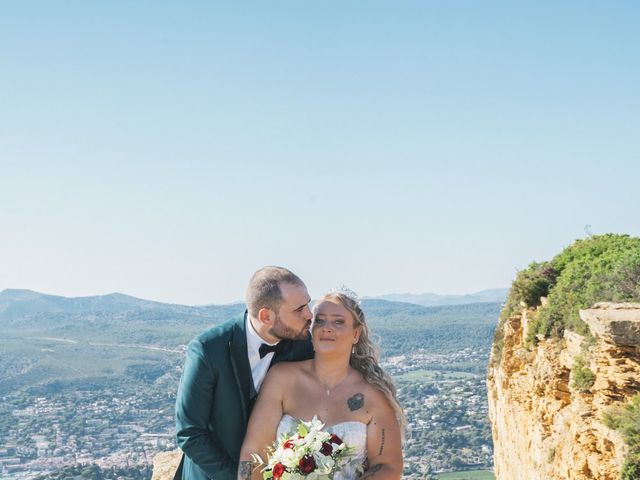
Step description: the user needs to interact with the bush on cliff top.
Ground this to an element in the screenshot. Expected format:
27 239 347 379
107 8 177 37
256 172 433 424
503 234 640 341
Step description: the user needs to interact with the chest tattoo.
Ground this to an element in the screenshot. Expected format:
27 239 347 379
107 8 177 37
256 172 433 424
347 393 364 411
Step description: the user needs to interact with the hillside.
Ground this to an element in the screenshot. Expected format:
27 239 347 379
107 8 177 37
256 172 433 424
0 289 500 395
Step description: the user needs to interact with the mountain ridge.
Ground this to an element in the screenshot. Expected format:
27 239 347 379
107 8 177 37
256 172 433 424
372 288 508 306
1 287 507 312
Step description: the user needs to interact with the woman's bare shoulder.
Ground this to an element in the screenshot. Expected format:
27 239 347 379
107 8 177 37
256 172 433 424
351 375 396 416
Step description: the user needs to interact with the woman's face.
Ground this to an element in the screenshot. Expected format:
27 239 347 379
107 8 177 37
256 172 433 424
312 299 361 355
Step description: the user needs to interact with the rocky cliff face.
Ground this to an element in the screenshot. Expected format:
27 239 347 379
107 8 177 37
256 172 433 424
487 302 640 480
151 449 181 480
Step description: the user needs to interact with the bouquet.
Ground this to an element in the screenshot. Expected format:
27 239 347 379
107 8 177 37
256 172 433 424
255 416 354 480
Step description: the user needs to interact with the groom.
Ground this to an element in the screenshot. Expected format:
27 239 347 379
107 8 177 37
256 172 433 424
175 266 314 480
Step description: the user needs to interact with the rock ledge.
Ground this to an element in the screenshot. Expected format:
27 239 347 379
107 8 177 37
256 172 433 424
581 302 640 346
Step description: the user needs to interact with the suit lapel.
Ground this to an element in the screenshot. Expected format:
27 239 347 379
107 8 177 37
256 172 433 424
229 313 254 427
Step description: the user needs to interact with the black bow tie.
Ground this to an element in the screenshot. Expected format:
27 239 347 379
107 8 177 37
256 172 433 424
259 342 282 359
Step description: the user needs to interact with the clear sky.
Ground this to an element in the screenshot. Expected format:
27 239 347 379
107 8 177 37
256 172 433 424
1 2 639 305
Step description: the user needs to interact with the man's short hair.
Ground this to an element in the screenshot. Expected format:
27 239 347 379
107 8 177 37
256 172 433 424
246 266 304 318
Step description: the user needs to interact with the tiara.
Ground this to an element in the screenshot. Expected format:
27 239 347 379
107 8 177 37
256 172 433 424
329 285 361 305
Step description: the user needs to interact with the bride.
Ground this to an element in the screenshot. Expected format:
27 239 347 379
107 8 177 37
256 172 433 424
238 289 404 480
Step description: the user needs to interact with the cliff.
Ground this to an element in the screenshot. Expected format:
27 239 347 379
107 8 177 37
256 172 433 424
487 302 640 479
151 449 182 480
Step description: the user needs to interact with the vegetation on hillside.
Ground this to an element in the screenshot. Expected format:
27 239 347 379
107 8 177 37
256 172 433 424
491 234 640 365
570 355 596 392
603 394 640 480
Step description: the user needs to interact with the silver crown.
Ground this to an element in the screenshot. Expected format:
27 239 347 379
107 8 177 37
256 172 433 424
329 285 361 305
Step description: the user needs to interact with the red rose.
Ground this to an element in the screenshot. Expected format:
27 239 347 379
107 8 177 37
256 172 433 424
272 463 285 480
283 440 294 449
330 433 343 445
298 455 316 474
320 442 333 456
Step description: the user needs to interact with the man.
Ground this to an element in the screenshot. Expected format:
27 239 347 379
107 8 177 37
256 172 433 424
175 266 314 480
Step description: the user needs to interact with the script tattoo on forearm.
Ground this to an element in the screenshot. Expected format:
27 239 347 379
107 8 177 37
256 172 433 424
238 460 253 480
347 393 364 411
359 463 383 479
378 428 385 455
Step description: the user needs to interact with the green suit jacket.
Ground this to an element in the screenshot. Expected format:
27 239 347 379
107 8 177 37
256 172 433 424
175 313 314 480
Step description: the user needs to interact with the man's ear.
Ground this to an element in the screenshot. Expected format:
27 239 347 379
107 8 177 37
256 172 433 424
257 307 274 325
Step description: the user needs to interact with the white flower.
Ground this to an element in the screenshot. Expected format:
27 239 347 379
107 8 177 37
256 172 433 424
280 449 297 467
314 454 335 474
263 416 353 479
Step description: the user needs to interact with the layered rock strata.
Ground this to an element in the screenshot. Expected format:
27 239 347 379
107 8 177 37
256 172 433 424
487 303 640 480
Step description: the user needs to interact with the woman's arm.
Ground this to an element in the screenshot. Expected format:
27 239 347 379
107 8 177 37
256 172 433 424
238 364 289 480
362 395 403 480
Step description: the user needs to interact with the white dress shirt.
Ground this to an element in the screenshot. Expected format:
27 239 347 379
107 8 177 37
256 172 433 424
246 315 279 392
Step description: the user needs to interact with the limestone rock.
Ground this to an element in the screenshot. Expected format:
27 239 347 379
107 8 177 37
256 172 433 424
151 448 182 480
487 303 640 480
580 302 640 346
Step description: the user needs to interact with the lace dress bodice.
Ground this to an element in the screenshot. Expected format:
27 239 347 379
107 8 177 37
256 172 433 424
275 414 367 480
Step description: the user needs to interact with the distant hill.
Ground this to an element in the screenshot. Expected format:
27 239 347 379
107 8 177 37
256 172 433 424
0 288 507 321
0 289 245 328
373 288 508 306
0 288 501 394
0 288 502 351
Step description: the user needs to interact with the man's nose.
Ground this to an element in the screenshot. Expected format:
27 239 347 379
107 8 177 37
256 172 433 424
303 306 312 321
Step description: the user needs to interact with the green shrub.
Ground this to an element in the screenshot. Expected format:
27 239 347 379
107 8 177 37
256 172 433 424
571 356 595 392
500 262 557 322
512 262 558 308
621 454 640 480
538 234 640 337
499 234 640 343
603 394 640 479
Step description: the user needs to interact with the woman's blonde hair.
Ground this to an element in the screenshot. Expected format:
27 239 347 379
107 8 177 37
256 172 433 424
314 292 405 431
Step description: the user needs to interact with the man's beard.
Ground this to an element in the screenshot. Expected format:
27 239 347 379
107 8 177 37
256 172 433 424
269 314 310 341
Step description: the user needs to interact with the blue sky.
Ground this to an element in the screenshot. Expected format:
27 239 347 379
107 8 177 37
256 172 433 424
1 2 639 304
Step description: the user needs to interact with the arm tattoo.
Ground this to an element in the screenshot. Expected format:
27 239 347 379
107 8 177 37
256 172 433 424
378 428 385 456
359 463 383 480
238 460 253 480
347 393 364 411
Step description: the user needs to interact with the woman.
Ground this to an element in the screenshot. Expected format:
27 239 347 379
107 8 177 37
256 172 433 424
238 289 404 480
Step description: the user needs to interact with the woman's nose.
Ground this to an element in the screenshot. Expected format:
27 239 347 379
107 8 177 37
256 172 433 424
321 322 334 332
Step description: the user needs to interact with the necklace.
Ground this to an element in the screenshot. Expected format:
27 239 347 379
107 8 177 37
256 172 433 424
320 370 351 396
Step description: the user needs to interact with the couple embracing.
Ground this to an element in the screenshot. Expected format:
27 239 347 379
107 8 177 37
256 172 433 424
175 266 403 480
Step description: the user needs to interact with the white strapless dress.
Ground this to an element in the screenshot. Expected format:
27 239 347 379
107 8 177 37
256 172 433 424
276 414 367 480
